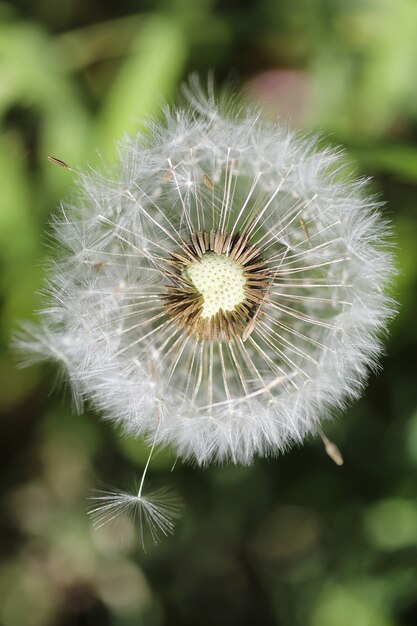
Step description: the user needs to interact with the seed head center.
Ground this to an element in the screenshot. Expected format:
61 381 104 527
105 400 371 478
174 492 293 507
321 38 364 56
184 253 246 319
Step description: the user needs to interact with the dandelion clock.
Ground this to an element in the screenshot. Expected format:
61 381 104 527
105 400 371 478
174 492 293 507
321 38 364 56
15 80 395 545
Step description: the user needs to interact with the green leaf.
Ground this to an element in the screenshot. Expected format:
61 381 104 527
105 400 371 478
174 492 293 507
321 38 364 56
96 15 188 160
349 144 417 182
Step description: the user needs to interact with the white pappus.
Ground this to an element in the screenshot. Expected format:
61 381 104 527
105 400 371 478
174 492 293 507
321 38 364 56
15 81 396 545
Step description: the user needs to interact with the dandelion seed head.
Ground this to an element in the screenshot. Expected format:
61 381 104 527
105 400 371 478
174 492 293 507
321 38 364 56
15 81 396 466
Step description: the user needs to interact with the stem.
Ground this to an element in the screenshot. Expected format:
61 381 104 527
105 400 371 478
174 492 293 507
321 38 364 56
137 426 160 498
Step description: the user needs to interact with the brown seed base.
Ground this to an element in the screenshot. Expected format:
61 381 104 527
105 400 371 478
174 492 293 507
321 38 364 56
162 229 273 341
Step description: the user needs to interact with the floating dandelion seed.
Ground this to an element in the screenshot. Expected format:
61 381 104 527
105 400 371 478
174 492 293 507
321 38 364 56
88 432 182 548
88 486 182 547
15 79 395 543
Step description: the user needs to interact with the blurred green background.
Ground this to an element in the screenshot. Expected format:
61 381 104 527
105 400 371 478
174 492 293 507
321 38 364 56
1 0 417 625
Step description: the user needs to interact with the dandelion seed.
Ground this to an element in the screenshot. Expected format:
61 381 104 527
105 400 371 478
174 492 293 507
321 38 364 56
88 484 181 548
15 80 395 538
88 486 181 545
88 408 182 547
319 428 344 466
